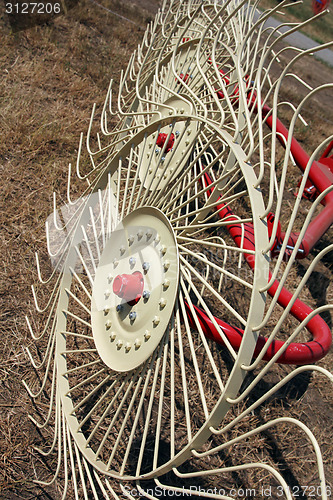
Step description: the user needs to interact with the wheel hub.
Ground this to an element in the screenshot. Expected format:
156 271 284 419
91 207 179 372
112 271 144 305
139 96 196 191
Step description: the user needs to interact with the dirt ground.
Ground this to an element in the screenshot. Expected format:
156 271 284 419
0 0 332 498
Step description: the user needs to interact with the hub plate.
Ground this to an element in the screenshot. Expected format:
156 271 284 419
91 207 179 372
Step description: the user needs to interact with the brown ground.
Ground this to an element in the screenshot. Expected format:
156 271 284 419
0 0 332 498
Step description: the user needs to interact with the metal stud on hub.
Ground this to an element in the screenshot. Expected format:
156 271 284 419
91 207 179 372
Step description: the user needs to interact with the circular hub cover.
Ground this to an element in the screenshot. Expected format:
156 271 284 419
91 207 179 372
139 96 197 191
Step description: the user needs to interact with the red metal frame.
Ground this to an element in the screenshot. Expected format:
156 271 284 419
312 0 330 14
186 73 333 365
260 105 333 260
186 170 332 365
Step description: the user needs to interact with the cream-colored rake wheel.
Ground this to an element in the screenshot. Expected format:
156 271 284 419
47 113 268 483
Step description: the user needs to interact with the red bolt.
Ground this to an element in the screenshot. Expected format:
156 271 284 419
113 271 144 305
156 133 175 153
176 73 190 84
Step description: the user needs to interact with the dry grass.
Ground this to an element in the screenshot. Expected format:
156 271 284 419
0 0 332 498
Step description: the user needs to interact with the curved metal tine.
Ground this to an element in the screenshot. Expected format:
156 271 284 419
77 131 94 179
32 391 61 462
161 43 208 116
134 46 175 117
101 78 124 136
82 125 115 179
263 111 333 272
26 290 59 342
92 469 112 500
27 352 56 429
133 464 291 500
160 3 178 38
45 219 70 260
129 49 138 81
66 424 80 500
73 441 90 500
157 414 327 498
35 246 66 286
198 415 327 466
239 10 306 124
180 267 238 361
261 82 331 222
31 270 62 313
173 465 291 499
178 286 221 416
100 101 112 142
117 36 162 118
249 246 333 366
86 105 116 160
277 99 309 125
67 162 82 206
25 315 56 369
264 181 333 288
257 36 302 94
285 71 313 92
199 26 241 131
23 331 56 399
82 456 101 500
216 365 333 432
52 192 65 231
261 12 332 76
102 59 135 135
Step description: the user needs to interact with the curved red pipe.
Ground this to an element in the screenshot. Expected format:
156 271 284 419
261 103 333 259
193 172 332 364
215 74 333 259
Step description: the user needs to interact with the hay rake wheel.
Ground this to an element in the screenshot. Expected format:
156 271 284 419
24 0 333 498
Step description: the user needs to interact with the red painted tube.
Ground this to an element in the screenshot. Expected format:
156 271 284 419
113 271 144 304
185 302 331 365
260 103 333 258
217 81 333 259
194 172 332 364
